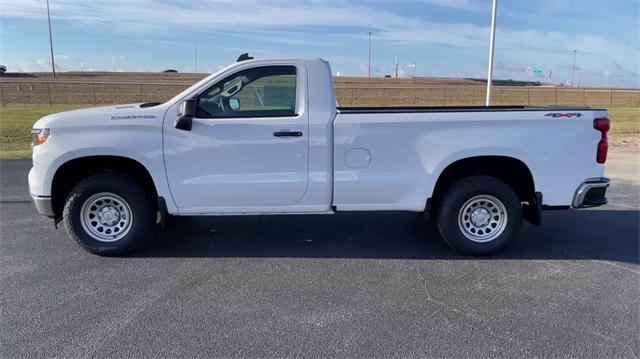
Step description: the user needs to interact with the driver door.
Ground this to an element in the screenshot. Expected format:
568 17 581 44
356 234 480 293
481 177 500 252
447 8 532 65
163 65 309 213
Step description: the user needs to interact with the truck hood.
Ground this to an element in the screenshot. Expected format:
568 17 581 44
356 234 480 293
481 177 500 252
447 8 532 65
33 103 165 129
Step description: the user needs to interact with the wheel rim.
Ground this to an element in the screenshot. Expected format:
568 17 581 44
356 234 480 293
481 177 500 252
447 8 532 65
80 192 133 242
458 194 507 243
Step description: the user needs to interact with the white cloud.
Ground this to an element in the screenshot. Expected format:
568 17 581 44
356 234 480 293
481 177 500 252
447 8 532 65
1 0 635 59
10 54 75 72
1 0 637 86
11 58 51 72
415 0 485 11
0 0 407 31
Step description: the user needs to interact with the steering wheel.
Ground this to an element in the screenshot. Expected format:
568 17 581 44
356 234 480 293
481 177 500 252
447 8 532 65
217 96 228 113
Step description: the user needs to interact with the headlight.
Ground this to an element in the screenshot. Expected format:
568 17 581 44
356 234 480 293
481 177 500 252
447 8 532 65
31 128 50 147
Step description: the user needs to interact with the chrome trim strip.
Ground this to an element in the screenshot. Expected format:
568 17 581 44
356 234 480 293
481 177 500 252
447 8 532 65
572 177 610 208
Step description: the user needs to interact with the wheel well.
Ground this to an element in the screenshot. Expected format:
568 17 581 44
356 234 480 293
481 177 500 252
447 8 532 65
50 156 158 219
428 156 536 219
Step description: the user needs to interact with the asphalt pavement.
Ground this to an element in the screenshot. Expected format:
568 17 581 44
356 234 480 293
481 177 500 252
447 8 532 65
1 157 638 358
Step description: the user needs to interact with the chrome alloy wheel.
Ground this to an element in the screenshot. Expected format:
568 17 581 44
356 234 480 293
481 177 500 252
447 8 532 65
80 192 133 242
458 194 507 243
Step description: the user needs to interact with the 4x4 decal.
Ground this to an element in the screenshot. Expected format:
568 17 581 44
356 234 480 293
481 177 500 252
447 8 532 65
545 112 583 118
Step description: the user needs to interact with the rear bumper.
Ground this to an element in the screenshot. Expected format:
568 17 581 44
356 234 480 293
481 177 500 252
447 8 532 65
572 177 610 208
31 195 54 218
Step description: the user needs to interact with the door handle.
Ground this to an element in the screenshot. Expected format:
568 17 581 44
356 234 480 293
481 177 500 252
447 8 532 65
273 131 303 137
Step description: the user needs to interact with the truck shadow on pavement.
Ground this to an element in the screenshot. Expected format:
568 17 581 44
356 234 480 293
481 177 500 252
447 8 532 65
140 209 640 263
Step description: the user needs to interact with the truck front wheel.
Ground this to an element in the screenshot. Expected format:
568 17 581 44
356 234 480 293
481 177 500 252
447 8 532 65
62 173 155 255
436 175 522 256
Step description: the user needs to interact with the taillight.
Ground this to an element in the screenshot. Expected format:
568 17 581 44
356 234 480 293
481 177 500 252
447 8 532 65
593 118 609 164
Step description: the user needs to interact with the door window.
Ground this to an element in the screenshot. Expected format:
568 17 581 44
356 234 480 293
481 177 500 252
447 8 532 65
197 66 297 118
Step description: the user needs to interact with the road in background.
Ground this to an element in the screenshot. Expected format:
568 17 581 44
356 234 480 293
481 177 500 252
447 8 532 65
1 147 638 358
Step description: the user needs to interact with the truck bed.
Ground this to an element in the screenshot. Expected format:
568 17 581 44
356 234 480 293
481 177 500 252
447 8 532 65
332 105 607 211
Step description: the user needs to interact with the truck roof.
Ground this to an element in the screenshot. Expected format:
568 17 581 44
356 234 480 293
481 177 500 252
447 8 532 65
238 57 326 63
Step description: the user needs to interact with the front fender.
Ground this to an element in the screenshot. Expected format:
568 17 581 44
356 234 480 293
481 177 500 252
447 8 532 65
32 137 177 214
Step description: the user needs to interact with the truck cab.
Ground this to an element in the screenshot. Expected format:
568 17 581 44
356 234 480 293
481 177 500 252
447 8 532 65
162 58 336 214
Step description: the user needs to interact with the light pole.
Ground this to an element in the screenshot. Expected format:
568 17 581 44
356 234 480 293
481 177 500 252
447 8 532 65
195 41 198 73
485 0 498 106
570 50 577 87
46 0 56 79
367 31 373 78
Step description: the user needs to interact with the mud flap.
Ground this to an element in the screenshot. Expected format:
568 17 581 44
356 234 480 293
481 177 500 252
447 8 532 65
523 192 542 226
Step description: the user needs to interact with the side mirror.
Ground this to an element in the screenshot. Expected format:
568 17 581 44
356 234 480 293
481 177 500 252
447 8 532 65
175 99 196 131
229 98 240 111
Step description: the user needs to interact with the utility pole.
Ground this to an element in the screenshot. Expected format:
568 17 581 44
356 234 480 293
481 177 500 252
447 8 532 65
395 57 398 78
195 41 198 73
112 56 122 72
577 72 581 87
46 0 56 79
367 31 373 78
485 0 498 106
570 50 577 87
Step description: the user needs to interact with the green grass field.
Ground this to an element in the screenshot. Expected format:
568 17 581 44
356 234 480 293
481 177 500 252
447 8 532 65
0 105 86 159
608 108 640 136
0 105 638 159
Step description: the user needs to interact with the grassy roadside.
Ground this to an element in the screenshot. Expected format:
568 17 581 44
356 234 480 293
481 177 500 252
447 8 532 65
0 105 638 159
608 108 640 147
0 105 84 159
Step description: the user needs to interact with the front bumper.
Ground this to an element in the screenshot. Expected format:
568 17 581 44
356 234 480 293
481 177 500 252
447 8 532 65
572 177 610 208
31 195 54 218
29 165 54 218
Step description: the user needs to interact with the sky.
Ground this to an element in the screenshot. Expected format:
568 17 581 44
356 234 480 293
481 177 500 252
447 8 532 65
1 0 639 87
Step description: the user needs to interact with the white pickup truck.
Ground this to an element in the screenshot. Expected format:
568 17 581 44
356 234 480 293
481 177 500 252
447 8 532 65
29 56 610 256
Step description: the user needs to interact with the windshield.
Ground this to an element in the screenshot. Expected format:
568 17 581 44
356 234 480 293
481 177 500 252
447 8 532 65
167 63 235 105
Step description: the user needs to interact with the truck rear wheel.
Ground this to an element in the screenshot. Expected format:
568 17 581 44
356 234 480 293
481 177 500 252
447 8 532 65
436 175 522 256
62 173 155 255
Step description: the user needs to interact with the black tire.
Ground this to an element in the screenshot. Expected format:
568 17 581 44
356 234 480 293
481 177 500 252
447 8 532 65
62 173 155 256
436 175 522 256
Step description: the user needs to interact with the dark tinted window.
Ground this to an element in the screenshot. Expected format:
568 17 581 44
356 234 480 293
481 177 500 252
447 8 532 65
197 66 297 118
